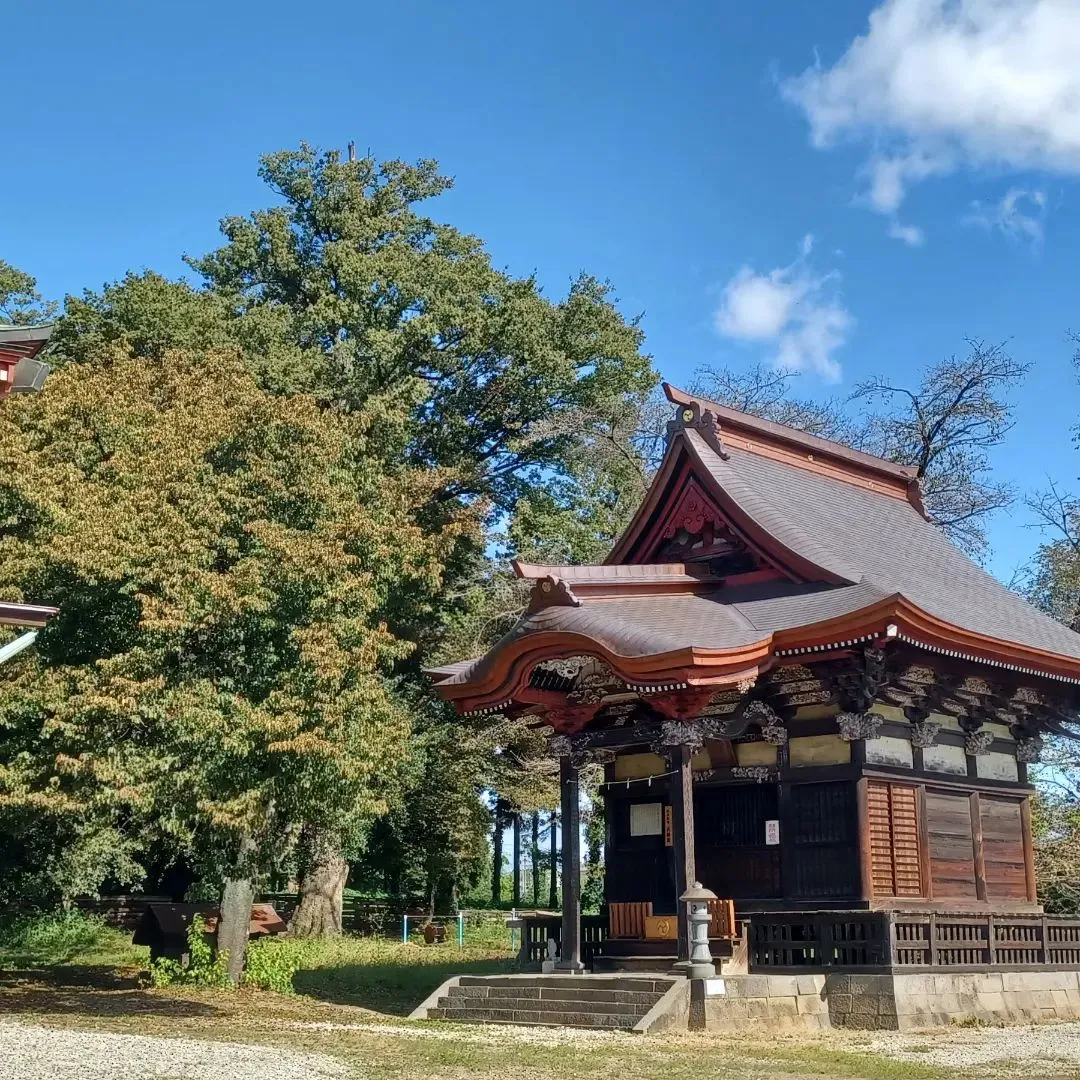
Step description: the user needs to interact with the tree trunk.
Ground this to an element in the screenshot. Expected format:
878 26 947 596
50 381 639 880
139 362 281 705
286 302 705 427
290 825 348 938
548 810 558 908
491 800 505 905
218 873 254 986
512 813 522 907
531 812 540 907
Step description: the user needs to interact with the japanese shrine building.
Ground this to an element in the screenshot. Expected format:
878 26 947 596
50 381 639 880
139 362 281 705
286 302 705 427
428 384 1080 1015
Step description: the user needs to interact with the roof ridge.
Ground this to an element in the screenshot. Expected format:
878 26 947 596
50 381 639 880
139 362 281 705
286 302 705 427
664 382 918 485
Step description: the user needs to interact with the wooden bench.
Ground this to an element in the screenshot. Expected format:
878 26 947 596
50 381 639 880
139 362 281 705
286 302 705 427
707 898 737 940
608 901 652 939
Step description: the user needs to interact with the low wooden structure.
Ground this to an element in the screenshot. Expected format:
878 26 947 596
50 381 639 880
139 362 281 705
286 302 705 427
430 385 1080 987
133 902 286 964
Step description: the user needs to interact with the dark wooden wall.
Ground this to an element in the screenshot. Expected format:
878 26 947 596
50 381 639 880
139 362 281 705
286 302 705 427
695 784 781 900
788 782 859 899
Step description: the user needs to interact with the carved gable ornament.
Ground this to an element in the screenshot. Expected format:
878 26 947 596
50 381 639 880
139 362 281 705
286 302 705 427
661 478 725 540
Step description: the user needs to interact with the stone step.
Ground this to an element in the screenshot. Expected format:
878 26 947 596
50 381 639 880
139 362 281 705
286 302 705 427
428 1006 639 1029
439 994 652 1017
457 975 674 994
446 984 665 1006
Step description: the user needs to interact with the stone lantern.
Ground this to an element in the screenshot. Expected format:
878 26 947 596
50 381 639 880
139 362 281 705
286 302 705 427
679 881 717 979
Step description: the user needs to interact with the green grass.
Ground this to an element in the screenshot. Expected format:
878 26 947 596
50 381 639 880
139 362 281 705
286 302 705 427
0 909 515 1014
1 913 1073 1080
271 933 518 1014
0 910 147 970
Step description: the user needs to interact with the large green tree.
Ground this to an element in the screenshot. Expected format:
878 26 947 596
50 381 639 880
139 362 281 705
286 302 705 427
0 259 56 326
0 346 463 962
43 146 656 929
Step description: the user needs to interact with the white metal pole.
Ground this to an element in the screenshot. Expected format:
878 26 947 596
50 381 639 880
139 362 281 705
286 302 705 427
0 631 38 666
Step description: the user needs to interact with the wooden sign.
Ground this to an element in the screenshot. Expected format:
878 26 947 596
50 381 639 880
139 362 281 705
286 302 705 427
765 819 780 846
663 805 673 847
644 914 678 940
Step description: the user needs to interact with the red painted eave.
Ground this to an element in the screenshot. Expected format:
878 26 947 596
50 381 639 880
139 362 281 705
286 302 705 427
0 602 58 628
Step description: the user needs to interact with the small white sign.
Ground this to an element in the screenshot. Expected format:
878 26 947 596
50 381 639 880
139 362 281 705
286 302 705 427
705 978 726 996
765 819 780 846
630 801 663 837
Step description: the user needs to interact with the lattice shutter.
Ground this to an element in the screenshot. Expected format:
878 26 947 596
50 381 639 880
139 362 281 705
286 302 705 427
867 781 923 898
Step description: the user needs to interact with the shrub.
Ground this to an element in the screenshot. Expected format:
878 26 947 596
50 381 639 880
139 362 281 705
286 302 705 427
148 914 231 989
242 937 309 994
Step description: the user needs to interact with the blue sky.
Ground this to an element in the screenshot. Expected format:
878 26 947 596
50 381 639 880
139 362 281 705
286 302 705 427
4 0 1079 580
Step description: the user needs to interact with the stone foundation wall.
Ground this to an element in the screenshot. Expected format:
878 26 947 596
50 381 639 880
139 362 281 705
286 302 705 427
698 974 830 1032
889 970 1080 1030
699 970 1080 1032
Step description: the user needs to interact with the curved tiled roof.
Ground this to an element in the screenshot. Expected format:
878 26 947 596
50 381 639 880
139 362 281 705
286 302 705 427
431 391 1080 707
686 432 1080 662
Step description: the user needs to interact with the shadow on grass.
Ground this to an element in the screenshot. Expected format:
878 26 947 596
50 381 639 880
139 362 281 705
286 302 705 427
0 966 223 1019
293 955 518 1016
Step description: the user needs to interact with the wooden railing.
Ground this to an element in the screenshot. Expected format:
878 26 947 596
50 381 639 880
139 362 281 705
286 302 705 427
519 913 609 965
749 910 1080 973
73 895 171 931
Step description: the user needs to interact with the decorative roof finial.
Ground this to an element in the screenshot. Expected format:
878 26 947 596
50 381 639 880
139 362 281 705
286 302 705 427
666 399 729 459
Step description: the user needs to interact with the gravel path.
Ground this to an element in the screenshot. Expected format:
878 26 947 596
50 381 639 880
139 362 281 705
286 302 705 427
0 1021 353 1080
867 1021 1080 1068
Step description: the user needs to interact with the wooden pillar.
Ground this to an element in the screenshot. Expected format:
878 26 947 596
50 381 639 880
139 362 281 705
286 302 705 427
669 744 696 966
512 813 522 907
856 778 874 903
1020 797 1038 904
917 786 933 900
548 812 557 911
556 756 584 972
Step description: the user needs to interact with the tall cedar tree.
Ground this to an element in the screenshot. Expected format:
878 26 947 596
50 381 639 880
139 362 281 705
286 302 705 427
46 146 655 929
0 348 469 968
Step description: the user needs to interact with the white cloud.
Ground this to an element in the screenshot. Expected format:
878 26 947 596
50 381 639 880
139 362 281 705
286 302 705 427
782 1 1080 211
887 220 926 246
714 243 853 383
964 187 1048 245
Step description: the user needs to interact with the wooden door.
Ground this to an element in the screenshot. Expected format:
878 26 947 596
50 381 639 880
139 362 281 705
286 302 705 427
979 795 1028 901
926 790 978 899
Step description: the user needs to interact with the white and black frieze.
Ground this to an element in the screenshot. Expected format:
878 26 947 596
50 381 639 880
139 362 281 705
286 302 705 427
1015 735 1044 764
731 765 772 783
744 700 788 745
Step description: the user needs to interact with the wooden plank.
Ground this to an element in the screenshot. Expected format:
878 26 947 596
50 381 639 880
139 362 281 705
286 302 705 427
971 792 988 902
1021 798 1038 904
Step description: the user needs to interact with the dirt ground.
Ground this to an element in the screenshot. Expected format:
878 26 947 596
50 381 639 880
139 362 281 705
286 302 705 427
4 971 1080 1080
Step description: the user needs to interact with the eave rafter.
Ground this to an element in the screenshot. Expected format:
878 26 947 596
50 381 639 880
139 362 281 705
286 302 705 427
440 594 1080 725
